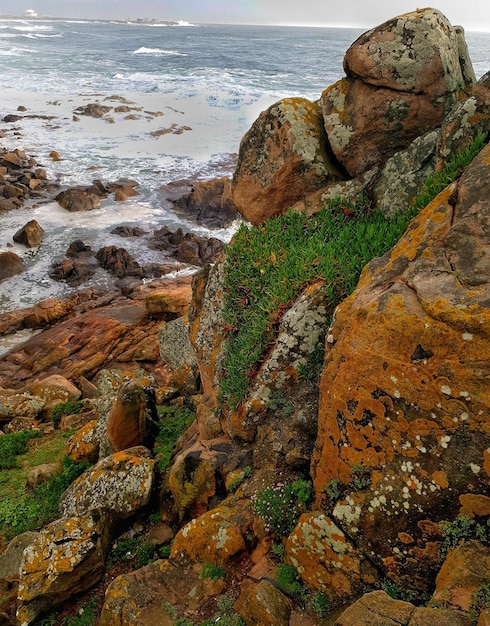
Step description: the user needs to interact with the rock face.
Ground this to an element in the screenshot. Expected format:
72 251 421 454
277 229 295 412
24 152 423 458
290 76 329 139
0 251 24 282
311 141 490 589
12 220 45 248
59 446 155 519
56 188 101 212
232 97 344 224
106 380 157 452
320 9 475 177
173 176 239 228
335 590 467 626
16 511 112 625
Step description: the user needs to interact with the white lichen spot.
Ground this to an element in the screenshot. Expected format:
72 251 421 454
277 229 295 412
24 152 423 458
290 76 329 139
403 501 410 509
390 376 398 384
394 390 401 399
470 464 481 474
441 385 452 396
327 334 334 344
460 412 469 421
462 332 473 341
440 435 451 449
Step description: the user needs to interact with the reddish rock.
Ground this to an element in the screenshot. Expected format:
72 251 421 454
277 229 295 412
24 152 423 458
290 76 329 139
106 380 157 452
0 251 24 281
95 245 144 278
311 141 490 588
335 590 467 626
174 176 239 228
231 97 344 225
56 188 101 212
321 9 475 176
432 542 490 613
12 220 45 247
30 374 81 406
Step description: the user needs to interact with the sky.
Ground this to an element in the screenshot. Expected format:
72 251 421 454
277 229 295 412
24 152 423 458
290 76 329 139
1 0 489 32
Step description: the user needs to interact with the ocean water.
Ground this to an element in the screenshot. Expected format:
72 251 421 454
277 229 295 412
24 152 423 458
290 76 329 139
0 19 489 320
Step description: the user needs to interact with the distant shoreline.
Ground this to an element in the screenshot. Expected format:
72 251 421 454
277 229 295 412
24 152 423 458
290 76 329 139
0 14 182 26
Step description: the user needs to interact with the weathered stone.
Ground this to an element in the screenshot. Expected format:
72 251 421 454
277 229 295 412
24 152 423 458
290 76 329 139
168 454 216 520
106 380 157 452
432 542 490 613
286 512 378 603
170 504 252 564
237 578 293 625
372 130 439 216
49 257 97 286
159 318 199 394
0 251 24 282
65 419 100 463
95 245 144 279
173 176 239 228
335 590 467 626
100 559 224 626
0 532 38 582
0 390 45 421
311 141 490 588
56 188 101 212
232 97 344 225
145 286 191 320
26 461 63 490
16 511 113 625
228 280 329 441
12 220 45 248
30 374 81 407
321 9 475 176
59 446 155 519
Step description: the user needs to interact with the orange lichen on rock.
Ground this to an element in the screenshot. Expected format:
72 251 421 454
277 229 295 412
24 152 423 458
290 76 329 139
311 141 490 583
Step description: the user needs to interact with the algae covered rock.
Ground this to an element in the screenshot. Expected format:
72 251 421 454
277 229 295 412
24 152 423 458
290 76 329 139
321 8 475 177
59 446 155 519
16 511 112 625
232 97 344 224
311 140 490 589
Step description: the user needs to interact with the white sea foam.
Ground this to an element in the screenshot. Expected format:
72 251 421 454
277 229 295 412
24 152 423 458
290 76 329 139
133 47 186 56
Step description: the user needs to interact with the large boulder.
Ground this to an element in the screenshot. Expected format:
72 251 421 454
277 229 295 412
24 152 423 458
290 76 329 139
59 446 156 519
321 9 476 177
311 140 490 589
56 188 101 212
12 220 45 248
0 251 24 282
16 511 113 625
231 97 344 225
95 245 144 279
106 379 157 452
335 590 467 626
173 176 239 228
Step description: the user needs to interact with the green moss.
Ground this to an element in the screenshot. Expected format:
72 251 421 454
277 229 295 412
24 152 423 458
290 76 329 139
0 430 41 470
51 400 84 429
200 561 226 581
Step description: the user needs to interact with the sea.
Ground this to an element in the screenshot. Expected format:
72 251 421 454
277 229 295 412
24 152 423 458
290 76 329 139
0 18 489 329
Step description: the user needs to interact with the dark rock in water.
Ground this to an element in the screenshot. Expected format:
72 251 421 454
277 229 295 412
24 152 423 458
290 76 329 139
66 240 93 258
0 251 24 281
49 258 97 287
74 102 112 118
143 262 180 278
95 245 144 279
111 225 147 237
56 188 101 212
173 176 240 228
148 226 224 266
105 178 139 193
2 114 23 123
13 219 45 247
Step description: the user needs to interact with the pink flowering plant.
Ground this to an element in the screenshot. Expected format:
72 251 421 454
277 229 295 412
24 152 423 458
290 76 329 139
252 479 313 536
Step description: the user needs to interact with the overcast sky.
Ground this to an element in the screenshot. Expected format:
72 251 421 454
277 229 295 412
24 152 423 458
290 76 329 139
1 0 489 31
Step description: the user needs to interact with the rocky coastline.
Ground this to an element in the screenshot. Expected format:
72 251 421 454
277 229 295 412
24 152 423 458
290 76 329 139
1 7 490 626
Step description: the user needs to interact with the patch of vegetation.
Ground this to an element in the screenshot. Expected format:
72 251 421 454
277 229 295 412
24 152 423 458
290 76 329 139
412 131 486 211
311 591 330 618
227 465 252 493
51 400 84 429
323 478 345 505
298 330 326 382
62 597 97 626
471 582 490 623
220 132 486 409
0 429 41 470
108 537 158 568
439 515 490 559
381 579 416 603
276 563 308 600
154 404 195 471
0 455 90 539
200 561 226 581
252 479 313 536
350 463 372 491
